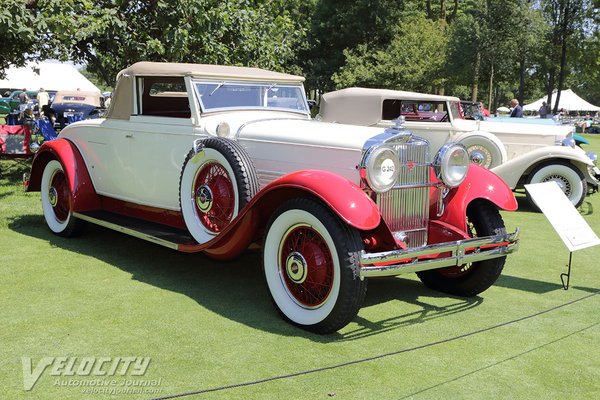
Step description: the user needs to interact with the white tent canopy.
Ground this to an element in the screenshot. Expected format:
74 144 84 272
0 61 100 93
524 89 600 112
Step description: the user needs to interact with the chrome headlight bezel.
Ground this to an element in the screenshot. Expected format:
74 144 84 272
586 151 598 165
434 143 469 187
363 145 401 193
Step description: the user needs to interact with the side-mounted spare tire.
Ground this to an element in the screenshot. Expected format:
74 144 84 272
457 133 507 169
179 137 260 244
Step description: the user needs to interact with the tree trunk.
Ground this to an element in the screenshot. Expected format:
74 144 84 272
518 57 525 105
547 67 555 114
471 50 481 102
555 0 572 115
488 63 494 113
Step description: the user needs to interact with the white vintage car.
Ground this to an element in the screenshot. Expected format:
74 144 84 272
319 87 599 208
26 62 519 334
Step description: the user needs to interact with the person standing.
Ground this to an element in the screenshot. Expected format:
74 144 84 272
18 88 29 104
538 101 548 118
509 99 523 118
36 88 50 110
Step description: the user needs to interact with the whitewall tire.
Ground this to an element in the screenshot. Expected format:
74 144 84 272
40 160 85 237
263 198 366 334
526 162 587 208
179 138 259 244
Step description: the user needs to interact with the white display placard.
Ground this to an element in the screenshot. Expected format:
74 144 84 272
525 182 600 252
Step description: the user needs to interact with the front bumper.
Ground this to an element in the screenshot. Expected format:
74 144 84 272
359 229 519 278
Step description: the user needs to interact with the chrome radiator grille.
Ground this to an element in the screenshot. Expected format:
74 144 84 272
376 138 430 247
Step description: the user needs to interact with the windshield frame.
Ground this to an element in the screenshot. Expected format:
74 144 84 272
192 78 310 115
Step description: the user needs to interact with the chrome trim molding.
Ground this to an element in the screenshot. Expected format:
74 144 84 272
359 229 519 278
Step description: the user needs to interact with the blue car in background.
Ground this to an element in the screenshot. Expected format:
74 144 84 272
50 90 106 129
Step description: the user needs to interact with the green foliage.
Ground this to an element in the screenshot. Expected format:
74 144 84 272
33 0 308 85
0 0 39 78
332 15 448 92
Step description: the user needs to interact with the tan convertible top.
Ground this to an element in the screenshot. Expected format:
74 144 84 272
320 87 460 126
53 90 102 107
108 62 305 120
117 61 305 82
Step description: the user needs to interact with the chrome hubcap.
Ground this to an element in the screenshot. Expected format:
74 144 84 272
285 251 308 284
195 185 213 212
469 149 486 166
48 187 58 207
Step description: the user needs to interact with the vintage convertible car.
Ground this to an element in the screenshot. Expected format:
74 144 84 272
51 90 105 128
26 62 519 333
319 88 600 208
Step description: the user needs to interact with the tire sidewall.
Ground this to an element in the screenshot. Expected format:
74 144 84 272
528 162 585 207
264 208 341 326
41 160 72 234
180 148 240 244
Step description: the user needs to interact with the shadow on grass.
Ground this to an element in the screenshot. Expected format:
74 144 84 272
10 214 483 342
0 159 31 182
496 273 598 294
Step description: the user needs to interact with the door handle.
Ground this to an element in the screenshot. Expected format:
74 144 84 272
125 134 133 138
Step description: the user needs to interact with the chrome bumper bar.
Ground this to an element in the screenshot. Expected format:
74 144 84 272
359 229 519 278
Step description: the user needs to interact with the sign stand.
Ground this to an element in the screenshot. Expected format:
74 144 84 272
525 182 600 290
560 252 573 290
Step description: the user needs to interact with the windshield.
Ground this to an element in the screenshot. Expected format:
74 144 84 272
193 80 309 114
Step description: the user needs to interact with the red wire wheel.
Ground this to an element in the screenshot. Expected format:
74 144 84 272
193 162 235 233
48 170 70 223
279 225 334 308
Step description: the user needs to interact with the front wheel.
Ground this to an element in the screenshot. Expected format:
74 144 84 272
40 160 86 237
417 200 506 297
526 161 587 209
263 198 367 334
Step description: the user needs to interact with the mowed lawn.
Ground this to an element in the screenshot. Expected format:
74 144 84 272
1 135 600 399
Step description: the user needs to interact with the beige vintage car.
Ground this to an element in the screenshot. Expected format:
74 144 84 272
319 87 599 208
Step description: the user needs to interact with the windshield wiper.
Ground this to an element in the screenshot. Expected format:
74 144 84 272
209 81 225 96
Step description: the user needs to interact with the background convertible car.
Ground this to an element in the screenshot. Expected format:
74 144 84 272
26 62 519 333
319 87 599 208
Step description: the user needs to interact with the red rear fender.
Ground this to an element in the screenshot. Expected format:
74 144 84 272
28 139 100 211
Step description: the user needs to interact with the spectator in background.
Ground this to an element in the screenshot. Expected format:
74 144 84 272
37 88 50 110
479 101 491 117
578 115 593 133
18 88 29 104
538 101 548 119
509 99 523 118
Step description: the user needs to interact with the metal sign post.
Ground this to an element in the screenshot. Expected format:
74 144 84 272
525 182 600 290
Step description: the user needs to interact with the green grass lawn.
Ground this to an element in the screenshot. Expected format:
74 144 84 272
1 136 600 399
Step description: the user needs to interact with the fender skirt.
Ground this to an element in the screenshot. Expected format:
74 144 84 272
436 164 518 233
27 138 100 212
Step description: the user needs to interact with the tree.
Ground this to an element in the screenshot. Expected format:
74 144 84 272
333 15 448 92
33 0 306 87
0 0 38 78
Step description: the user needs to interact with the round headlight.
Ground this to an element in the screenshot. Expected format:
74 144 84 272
364 146 400 192
586 151 598 165
561 137 575 148
28 141 40 153
434 143 469 187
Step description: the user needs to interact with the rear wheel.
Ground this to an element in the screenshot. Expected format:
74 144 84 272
417 200 506 297
40 160 86 237
526 161 586 209
263 198 367 334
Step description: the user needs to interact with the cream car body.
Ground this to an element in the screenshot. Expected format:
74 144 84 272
27 62 520 334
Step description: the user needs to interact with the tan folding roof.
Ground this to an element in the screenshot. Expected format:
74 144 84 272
53 90 102 107
117 61 305 82
108 62 306 120
320 87 460 126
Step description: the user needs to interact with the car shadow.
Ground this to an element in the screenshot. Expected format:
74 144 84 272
10 215 484 341
495 273 598 294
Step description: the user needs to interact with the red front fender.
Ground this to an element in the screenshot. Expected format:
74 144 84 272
200 170 381 258
27 138 100 211
437 164 518 231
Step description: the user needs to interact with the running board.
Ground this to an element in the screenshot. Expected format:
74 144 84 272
73 210 196 250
